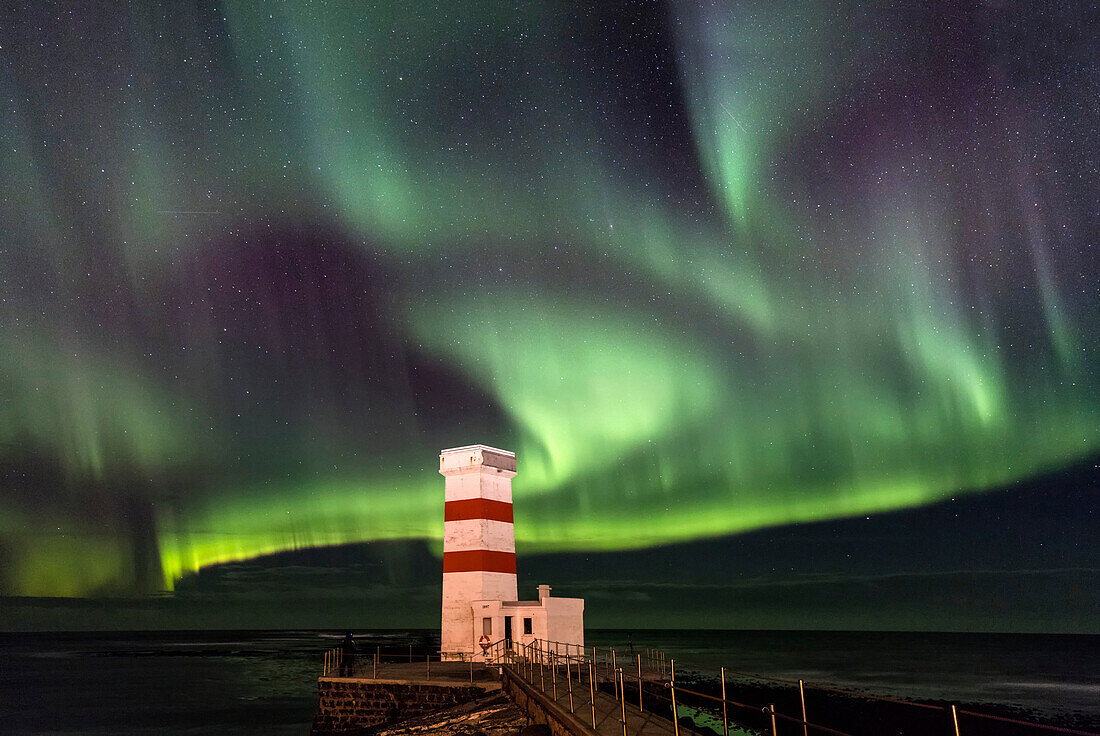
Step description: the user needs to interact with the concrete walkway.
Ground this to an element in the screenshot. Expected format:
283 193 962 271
325 657 685 736
327 660 501 686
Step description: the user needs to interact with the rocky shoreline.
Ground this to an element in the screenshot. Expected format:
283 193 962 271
670 672 1100 736
369 692 530 736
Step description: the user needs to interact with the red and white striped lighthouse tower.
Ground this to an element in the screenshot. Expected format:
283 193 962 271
439 445 518 660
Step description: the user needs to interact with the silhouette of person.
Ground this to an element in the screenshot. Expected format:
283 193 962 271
340 632 357 677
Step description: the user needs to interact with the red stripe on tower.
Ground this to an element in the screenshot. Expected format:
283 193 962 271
443 498 514 523
442 549 517 574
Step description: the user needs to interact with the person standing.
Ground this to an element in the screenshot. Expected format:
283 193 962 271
340 632 357 677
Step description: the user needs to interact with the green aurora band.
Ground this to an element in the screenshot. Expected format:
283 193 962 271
0 2 1096 596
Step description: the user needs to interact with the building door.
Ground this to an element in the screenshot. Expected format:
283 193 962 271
504 616 513 649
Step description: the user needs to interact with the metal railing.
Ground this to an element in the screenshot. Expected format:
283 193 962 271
491 639 1100 736
320 643 494 683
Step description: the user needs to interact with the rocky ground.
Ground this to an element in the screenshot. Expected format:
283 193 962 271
370 692 536 736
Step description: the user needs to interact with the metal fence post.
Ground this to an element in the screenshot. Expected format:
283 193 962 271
589 660 597 729
670 660 680 736
619 668 628 736
540 642 546 691
637 653 644 712
799 679 808 736
951 705 962 736
721 667 728 736
769 704 778 736
552 650 558 699
409 644 412 663
567 651 574 712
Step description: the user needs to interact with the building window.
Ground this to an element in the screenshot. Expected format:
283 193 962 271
483 617 492 636
523 617 533 635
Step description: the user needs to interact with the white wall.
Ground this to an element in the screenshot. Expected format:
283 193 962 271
443 470 514 502
466 600 537 661
442 572 518 658
502 596 585 662
440 446 518 661
443 519 514 552
545 596 585 656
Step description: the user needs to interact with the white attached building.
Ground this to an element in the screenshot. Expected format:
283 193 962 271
440 445 584 661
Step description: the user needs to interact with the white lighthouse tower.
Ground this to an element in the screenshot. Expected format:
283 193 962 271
440 444 584 661
440 445 519 659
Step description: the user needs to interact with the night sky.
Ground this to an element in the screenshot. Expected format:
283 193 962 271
1 2 1097 632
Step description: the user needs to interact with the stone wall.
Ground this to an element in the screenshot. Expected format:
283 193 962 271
312 678 492 735
500 668 598 736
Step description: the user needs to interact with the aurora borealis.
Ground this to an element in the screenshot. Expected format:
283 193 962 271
1 2 1097 630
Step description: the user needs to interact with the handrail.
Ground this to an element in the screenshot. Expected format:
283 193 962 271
717 665 947 711
762 703 858 736
501 658 600 736
498 638 1099 736
319 638 1099 736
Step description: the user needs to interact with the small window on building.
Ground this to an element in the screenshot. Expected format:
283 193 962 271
523 617 533 635
483 617 492 636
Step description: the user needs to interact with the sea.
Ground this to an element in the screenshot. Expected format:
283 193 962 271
0 629 1096 735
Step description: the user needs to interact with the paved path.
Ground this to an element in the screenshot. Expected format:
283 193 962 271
333 660 501 685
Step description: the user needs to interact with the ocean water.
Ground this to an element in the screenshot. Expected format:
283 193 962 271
592 629 1100 726
0 629 1096 735
0 630 340 736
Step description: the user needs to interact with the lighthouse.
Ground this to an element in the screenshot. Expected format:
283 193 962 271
440 445 583 661
440 445 519 657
